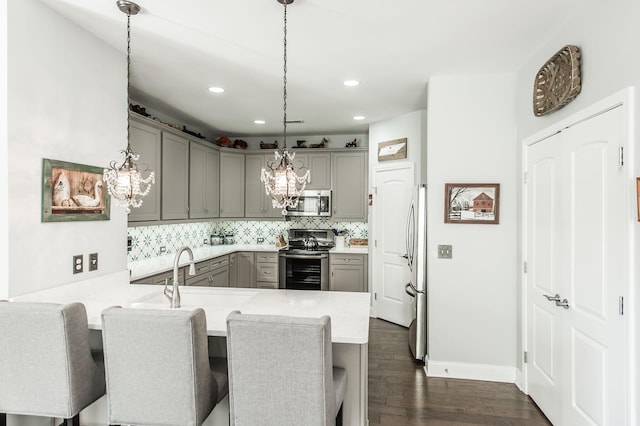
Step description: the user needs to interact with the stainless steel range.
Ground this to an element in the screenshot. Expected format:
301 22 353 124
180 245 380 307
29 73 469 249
278 229 335 291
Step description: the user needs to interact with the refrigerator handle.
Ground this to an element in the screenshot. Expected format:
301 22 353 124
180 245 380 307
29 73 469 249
405 283 416 298
406 198 415 269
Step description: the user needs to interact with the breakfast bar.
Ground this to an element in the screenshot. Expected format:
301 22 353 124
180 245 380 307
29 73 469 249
10 271 371 425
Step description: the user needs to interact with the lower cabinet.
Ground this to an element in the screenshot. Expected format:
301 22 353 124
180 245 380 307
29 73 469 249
255 252 279 289
182 255 229 287
233 252 256 288
131 269 183 286
329 253 368 292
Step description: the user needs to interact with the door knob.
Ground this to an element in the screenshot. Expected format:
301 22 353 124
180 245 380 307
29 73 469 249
555 299 570 309
543 293 561 302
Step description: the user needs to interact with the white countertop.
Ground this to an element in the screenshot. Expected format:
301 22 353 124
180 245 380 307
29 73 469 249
10 271 370 344
129 244 285 281
329 246 369 254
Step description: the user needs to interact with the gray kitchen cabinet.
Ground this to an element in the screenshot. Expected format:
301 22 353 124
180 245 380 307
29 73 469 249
127 119 162 222
161 132 189 220
245 154 282 218
209 255 230 287
296 152 331 190
329 253 368 292
130 269 183 286
219 151 245 218
189 141 220 219
229 253 238 287
236 252 256 288
256 252 279 289
331 151 368 221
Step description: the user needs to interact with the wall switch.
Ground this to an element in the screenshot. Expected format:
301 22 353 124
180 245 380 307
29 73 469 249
257 237 264 243
73 255 83 274
437 245 453 259
89 253 98 271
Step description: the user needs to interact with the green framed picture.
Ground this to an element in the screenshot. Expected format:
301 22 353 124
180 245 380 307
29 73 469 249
42 158 110 222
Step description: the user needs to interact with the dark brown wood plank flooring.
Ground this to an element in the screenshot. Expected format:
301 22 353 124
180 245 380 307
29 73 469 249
368 318 552 425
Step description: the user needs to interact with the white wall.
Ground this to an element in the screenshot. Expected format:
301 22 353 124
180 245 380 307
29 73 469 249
6 0 129 298
426 74 518 381
515 0 640 419
1 0 8 300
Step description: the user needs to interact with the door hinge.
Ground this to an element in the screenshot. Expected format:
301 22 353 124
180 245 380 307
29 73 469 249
523 172 527 184
374 293 377 300
619 296 624 315
523 262 528 273
618 146 624 166
524 351 528 363
374 240 378 248
373 186 377 195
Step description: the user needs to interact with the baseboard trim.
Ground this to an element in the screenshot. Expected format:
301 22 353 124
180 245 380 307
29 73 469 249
426 360 516 383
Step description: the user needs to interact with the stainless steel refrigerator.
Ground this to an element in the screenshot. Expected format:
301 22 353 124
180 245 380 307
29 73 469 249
406 184 428 363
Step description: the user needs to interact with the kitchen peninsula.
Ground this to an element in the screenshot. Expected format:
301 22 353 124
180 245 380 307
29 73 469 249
10 270 370 426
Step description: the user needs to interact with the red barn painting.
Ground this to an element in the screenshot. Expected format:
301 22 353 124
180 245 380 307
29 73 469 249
472 192 494 213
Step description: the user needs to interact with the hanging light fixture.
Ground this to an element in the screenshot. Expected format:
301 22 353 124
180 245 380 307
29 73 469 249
261 0 310 215
104 0 154 214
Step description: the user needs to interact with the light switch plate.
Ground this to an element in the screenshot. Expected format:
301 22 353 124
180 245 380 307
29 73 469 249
73 255 83 274
437 245 453 259
89 253 98 271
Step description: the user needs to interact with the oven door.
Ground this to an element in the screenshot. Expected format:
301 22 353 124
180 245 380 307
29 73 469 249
279 252 328 291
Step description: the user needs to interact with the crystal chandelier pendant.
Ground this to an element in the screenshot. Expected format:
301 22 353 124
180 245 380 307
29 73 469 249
103 145 155 214
261 0 310 215
104 0 155 214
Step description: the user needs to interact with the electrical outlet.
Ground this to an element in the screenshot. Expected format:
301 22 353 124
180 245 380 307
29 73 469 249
159 246 167 254
73 255 83 274
437 245 453 259
127 236 132 253
203 238 209 245
89 253 98 271
257 237 264 243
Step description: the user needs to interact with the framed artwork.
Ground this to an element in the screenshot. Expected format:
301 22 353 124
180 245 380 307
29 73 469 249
444 183 500 224
42 158 110 222
378 138 407 161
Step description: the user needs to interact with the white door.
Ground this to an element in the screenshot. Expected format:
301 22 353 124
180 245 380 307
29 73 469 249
525 106 627 425
372 163 414 326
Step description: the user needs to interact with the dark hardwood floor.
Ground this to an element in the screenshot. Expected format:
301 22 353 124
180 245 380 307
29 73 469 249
368 318 552 425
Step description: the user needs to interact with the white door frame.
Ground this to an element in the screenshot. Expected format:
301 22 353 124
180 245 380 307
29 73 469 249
371 161 415 319
521 87 635 423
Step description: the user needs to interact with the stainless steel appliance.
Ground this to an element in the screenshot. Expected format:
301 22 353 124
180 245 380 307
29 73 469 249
279 229 334 291
284 190 331 217
405 184 428 363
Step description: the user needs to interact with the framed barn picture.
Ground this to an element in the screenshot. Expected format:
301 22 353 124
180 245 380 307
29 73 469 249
444 183 500 224
42 158 110 222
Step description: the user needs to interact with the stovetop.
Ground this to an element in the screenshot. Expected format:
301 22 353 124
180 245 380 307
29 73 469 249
285 228 335 253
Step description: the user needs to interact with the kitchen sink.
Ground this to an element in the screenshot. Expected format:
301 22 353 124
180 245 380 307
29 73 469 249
129 288 258 309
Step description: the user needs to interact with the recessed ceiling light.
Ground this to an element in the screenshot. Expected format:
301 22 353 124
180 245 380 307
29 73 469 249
254 120 266 124
208 86 225 94
344 80 360 87
353 115 365 120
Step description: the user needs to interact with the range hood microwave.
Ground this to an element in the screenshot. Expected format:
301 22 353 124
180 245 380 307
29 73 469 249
285 190 331 217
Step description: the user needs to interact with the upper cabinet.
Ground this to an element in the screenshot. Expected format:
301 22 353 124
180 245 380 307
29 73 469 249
189 142 220 219
219 151 245 218
245 154 282 219
161 132 190 220
127 120 162 222
331 151 368 221
295 152 331 190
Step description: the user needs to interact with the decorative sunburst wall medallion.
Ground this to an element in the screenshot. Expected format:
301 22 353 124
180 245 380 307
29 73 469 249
533 45 582 117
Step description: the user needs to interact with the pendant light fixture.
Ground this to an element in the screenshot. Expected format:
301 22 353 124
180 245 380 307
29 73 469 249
104 0 154 214
261 0 310 215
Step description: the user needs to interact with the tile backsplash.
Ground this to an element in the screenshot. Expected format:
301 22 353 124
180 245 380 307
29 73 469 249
127 218 368 261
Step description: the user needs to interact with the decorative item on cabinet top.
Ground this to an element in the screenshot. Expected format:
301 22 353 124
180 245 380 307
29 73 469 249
533 44 582 117
260 140 278 149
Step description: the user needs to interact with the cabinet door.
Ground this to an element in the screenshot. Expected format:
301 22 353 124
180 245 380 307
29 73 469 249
229 253 238 287
236 252 256 288
189 142 220 219
330 254 367 292
331 152 367 220
185 273 212 287
244 155 266 217
219 152 245 217
210 266 229 287
161 132 189 220
307 152 331 189
127 119 161 222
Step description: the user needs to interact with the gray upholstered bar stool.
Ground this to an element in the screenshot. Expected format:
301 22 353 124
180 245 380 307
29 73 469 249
226 311 347 426
101 306 228 426
0 301 106 426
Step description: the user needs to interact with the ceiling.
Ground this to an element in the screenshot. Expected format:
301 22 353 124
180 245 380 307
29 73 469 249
39 0 590 138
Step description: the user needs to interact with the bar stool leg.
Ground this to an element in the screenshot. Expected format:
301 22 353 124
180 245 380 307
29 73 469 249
1 413 7 426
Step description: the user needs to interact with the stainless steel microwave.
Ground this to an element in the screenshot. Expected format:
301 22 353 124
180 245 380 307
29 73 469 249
285 190 331 217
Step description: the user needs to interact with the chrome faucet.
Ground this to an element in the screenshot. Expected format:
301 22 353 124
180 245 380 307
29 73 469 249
164 246 196 308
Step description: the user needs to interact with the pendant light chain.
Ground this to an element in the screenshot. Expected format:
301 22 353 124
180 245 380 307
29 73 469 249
282 0 288 149
126 9 132 152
